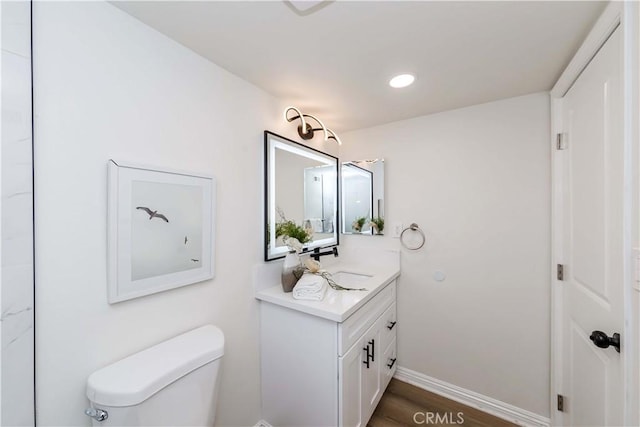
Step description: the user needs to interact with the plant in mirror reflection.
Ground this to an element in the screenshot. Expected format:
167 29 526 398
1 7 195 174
370 217 384 235
275 207 313 249
352 216 367 233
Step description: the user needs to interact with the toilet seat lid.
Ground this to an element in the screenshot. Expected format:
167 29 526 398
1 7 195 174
86 325 224 407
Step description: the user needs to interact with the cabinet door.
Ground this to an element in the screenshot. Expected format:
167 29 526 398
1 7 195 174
382 336 397 390
339 338 364 427
360 325 381 423
380 303 397 351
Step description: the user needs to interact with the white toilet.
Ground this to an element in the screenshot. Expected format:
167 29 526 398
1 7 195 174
85 325 224 426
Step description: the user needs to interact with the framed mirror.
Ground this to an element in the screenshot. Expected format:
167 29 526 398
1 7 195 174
264 131 339 261
341 159 385 235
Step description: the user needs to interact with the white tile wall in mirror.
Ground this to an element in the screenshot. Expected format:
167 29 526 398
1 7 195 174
1 1 35 424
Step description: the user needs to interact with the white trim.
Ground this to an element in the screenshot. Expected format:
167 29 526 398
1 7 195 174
549 96 565 427
550 2 640 426
622 2 640 425
394 366 550 427
551 2 622 97
254 421 273 427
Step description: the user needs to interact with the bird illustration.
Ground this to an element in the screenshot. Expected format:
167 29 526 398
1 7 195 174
190 259 200 263
136 207 169 223
184 236 188 244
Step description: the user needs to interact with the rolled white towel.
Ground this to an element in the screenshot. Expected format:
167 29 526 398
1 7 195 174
292 273 327 301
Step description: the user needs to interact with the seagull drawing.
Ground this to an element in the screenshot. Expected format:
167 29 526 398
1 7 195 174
184 236 188 245
190 259 200 262
136 207 169 223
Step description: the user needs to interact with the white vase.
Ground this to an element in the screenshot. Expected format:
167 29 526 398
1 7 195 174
281 251 302 292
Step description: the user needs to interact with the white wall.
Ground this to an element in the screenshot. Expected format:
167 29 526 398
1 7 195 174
32 2 295 425
1 1 35 425
340 92 551 417
31 2 552 423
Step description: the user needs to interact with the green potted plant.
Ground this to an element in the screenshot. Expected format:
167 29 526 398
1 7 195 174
370 217 384 235
352 216 367 233
276 220 313 245
275 209 313 292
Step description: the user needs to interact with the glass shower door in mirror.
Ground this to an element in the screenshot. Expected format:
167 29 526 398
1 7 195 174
304 165 336 241
341 159 384 235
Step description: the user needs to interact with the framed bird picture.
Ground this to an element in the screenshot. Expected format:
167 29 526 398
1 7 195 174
107 160 215 303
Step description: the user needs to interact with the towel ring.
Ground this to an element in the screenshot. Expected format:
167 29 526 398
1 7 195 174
400 223 426 250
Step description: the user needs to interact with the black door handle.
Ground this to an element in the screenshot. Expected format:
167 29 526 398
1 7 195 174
387 358 397 369
363 343 371 368
387 321 397 330
369 339 375 362
590 331 620 353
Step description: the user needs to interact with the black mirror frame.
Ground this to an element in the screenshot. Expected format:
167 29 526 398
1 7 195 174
264 130 340 261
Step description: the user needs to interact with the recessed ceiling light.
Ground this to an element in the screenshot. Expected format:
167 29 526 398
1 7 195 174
389 73 415 89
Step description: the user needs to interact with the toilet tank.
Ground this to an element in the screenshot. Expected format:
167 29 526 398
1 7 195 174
86 325 224 426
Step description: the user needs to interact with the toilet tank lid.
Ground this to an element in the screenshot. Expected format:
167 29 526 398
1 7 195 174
86 325 224 407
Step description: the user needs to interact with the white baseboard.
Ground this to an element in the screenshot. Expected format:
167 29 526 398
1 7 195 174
254 421 273 427
394 366 550 427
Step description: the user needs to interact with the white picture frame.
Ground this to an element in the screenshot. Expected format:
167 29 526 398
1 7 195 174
107 160 215 303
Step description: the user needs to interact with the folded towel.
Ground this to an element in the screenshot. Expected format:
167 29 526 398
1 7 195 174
293 273 327 301
295 273 324 291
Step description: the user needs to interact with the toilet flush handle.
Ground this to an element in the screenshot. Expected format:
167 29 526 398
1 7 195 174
85 407 109 422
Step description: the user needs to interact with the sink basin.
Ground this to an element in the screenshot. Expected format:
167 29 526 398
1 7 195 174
331 271 372 287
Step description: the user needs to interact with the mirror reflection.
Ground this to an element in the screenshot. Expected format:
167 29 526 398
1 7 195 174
341 159 385 235
265 131 339 261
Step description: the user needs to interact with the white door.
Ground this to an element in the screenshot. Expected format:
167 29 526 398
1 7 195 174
559 26 624 426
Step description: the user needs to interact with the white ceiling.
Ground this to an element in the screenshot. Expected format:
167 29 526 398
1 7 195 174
114 1 606 133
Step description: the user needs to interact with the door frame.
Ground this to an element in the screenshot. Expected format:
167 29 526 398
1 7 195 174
550 2 640 426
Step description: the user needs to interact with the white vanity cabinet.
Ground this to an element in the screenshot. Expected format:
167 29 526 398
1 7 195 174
259 280 397 427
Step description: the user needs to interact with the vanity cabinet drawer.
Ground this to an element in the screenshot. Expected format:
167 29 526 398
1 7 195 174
379 302 397 352
382 336 397 387
338 281 396 356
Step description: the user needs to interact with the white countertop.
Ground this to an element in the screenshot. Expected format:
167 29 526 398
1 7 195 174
255 262 400 322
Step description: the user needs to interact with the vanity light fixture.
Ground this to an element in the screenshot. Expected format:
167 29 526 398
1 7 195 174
284 106 342 145
389 73 416 88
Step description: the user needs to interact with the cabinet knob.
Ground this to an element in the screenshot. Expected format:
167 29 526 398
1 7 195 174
387 358 397 369
387 321 397 330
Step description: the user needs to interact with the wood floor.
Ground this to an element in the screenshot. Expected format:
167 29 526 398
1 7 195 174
368 379 517 427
